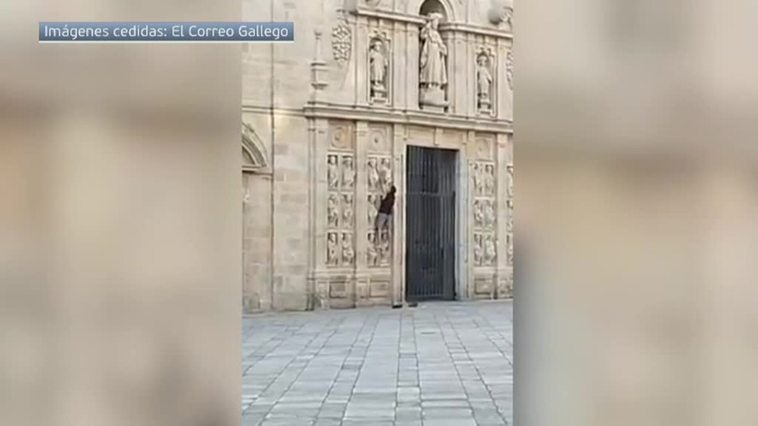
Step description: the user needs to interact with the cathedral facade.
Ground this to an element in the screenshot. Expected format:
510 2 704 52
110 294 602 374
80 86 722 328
242 0 513 312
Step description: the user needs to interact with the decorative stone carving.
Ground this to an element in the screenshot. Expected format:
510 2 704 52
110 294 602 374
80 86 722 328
328 194 340 228
474 234 483 266
484 234 497 265
342 232 355 266
330 124 354 150
367 154 393 268
484 164 496 196
489 0 513 29
378 157 392 193
331 18 352 65
327 155 340 189
327 232 340 266
476 53 494 113
483 200 496 228
341 155 355 189
367 231 378 266
368 36 390 103
368 125 391 152
419 13 448 108
342 193 354 226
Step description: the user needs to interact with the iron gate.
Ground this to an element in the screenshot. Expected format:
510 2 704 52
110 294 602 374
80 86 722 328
405 146 457 301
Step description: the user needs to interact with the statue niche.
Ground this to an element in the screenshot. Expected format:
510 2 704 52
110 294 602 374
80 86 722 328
476 53 493 113
419 12 448 109
368 37 390 103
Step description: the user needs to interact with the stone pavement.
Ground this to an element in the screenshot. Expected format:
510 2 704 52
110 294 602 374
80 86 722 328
242 300 513 426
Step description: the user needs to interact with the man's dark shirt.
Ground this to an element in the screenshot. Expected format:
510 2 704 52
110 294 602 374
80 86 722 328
379 193 395 214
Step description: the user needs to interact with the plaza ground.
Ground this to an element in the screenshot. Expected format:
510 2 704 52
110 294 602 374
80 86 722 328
242 300 513 425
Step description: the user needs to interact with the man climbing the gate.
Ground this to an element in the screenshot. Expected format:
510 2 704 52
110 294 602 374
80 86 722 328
375 186 396 236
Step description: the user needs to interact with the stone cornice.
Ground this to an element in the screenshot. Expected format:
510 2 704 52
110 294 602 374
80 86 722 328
439 23 512 40
303 103 513 134
242 104 513 134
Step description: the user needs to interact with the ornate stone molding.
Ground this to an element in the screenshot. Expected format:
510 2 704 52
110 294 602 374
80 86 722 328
242 122 269 173
303 104 513 134
331 15 352 65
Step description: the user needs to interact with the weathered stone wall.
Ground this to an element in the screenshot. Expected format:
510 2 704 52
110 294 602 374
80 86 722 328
242 0 514 313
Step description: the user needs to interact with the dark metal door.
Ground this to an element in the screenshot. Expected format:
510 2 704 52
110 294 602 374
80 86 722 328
406 146 456 301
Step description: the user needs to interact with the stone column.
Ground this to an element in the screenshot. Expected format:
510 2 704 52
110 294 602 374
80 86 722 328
495 132 509 298
355 121 370 304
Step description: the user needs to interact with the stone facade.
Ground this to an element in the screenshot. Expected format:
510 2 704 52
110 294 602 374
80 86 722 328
242 0 513 312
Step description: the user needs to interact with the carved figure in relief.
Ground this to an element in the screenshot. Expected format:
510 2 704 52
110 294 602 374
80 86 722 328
327 155 340 189
484 234 497 265
473 163 483 194
341 233 355 265
327 233 340 266
419 13 448 107
367 158 379 191
328 194 340 228
367 232 378 267
483 200 496 229
474 234 483 266
474 200 484 228
367 194 378 226
342 194 354 227
484 164 495 195
377 230 391 265
369 38 389 100
507 164 514 197
507 234 514 265
476 54 493 112
378 157 392 192
342 156 355 189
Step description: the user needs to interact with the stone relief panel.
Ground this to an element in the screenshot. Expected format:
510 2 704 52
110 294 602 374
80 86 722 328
331 16 352 66
506 49 514 90
476 48 496 115
326 133 356 267
368 30 391 104
472 135 497 267
367 153 393 268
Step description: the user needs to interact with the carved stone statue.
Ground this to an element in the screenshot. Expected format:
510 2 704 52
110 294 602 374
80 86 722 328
367 232 378 266
484 164 495 195
474 234 483 266
483 200 496 229
474 200 484 228
342 156 355 189
378 157 392 192
484 234 496 265
367 158 379 191
342 194 354 227
473 163 483 194
327 155 339 189
369 38 389 100
419 13 448 108
328 194 340 228
327 233 339 265
476 55 493 112
341 233 355 265
367 194 378 226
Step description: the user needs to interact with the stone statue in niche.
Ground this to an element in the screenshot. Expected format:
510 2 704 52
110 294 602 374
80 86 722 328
367 158 379 191
378 157 392 192
327 155 340 189
484 164 496 195
342 156 355 189
369 38 389 101
328 194 340 228
476 54 493 112
367 232 378 266
419 13 448 108
342 194 354 227
327 232 340 266
341 233 355 265
474 234 483 266
484 234 497 265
